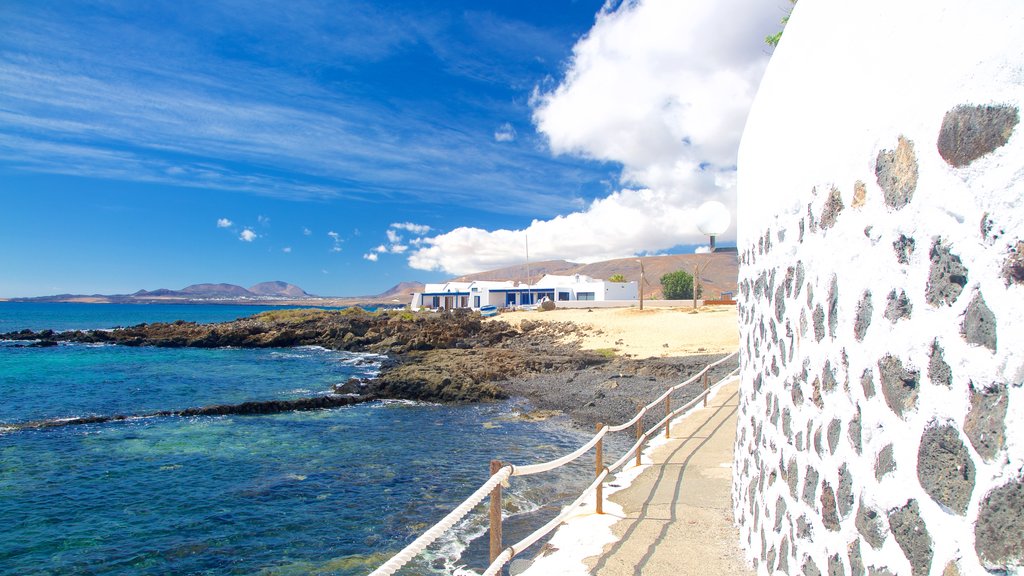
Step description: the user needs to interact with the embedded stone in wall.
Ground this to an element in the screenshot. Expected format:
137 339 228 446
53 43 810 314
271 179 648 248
961 292 997 352
776 284 787 322
838 463 855 518
823 361 838 393
803 557 822 576
803 466 820 505
814 427 825 457
937 103 1020 167
821 482 840 531
964 381 1008 462
828 418 841 455
829 554 845 576
776 495 789 531
854 290 873 341
917 424 976 515
878 355 920 417
1004 240 1024 285
849 405 863 454
789 456 801 499
814 304 826 342
941 561 960 576
861 368 876 399
796 261 806 295
779 536 792 573
926 238 969 307
974 477 1024 572
927 340 952 387
884 289 912 322
828 275 839 338
820 186 844 230
887 500 933 576
875 444 896 480
893 234 915 265
797 515 812 540
856 502 889 549
849 540 864 576
875 136 918 209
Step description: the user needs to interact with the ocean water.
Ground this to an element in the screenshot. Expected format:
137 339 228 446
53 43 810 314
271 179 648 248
0 302 342 332
0 304 598 575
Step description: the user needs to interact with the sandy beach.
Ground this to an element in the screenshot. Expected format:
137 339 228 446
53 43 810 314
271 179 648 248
492 305 738 359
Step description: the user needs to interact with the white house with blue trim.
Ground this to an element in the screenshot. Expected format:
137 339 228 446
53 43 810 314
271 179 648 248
410 274 637 310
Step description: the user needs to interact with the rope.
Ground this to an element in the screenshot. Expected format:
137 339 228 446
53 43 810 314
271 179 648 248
368 465 513 576
369 352 741 575
512 426 607 476
482 469 611 576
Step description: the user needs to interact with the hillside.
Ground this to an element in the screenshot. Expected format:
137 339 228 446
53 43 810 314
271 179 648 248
452 252 738 299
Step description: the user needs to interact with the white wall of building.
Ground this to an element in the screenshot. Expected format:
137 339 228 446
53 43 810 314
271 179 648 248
733 1 1024 575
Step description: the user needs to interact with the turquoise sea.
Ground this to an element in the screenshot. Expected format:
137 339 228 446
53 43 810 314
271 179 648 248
0 303 597 575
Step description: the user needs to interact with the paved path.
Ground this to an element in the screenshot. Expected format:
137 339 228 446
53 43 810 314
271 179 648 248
586 379 754 576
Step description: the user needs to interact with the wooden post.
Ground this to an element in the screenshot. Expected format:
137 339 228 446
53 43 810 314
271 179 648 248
595 423 604 514
665 396 672 439
703 371 710 406
489 460 503 563
634 416 643 467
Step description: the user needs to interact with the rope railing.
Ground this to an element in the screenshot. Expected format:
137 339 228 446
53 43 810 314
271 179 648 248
369 350 739 576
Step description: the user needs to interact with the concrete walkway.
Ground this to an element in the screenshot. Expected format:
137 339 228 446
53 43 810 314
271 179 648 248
586 379 754 576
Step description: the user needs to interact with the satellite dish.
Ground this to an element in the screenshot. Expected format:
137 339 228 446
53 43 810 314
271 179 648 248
695 201 730 236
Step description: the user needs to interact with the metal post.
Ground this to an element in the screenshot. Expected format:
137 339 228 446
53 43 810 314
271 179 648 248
665 396 672 439
703 370 709 406
595 423 604 514
489 460 503 563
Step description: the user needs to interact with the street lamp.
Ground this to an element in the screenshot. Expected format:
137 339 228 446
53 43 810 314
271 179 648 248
695 201 731 309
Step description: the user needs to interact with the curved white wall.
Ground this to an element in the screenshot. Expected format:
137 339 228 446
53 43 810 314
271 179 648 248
733 1 1024 574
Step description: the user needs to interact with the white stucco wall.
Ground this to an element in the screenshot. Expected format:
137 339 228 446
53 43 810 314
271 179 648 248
733 1 1024 575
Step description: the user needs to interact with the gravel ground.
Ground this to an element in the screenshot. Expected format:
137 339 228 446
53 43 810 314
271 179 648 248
498 352 738 431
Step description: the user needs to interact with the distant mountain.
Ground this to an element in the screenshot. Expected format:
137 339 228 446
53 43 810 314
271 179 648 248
248 281 314 298
180 283 255 298
372 281 425 302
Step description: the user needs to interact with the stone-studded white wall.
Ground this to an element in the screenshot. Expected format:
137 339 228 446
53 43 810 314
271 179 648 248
732 1 1024 575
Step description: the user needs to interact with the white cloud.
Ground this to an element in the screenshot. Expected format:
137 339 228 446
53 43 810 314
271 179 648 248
303 227 312 236
327 230 343 252
239 228 257 242
494 122 517 142
390 222 431 235
217 217 233 228
258 215 270 226
694 245 712 254
386 229 402 244
282 246 292 253
407 0 777 274
363 252 379 262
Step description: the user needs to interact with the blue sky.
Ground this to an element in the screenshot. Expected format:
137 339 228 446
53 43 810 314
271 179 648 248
1 0 781 297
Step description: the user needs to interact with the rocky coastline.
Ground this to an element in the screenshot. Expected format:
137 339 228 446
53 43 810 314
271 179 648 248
1 308 737 430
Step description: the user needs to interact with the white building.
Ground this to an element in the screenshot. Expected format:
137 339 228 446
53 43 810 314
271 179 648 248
410 274 637 310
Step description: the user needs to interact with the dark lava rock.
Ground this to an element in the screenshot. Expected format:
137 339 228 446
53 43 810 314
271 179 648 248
916 423 975 515
875 444 896 481
974 477 1024 572
856 502 889 549
937 104 1019 167
854 291 873 342
1004 241 1024 285
927 340 952 387
926 238 968 307
820 186 845 230
878 355 920 418
961 292 997 352
964 381 1008 462
887 500 933 576
875 136 918 209
893 234 916 265
884 289 912 323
